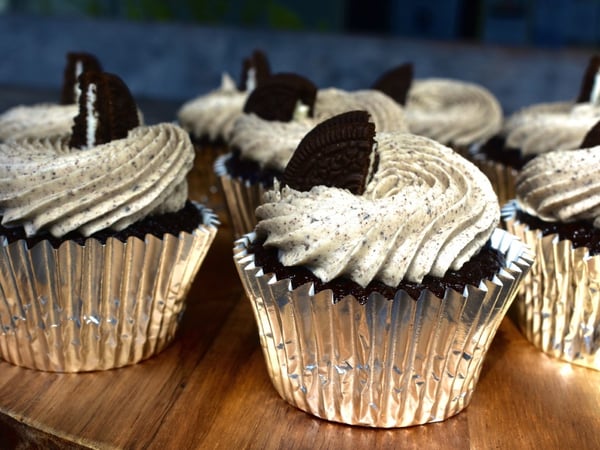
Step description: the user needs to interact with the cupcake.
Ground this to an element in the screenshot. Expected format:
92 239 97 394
216 70 410 238
373 63 503 156
503 121 600 370
234 111 532 427
177 49 271 208
0 52 102 141
473 55 600 205
0 71 218 372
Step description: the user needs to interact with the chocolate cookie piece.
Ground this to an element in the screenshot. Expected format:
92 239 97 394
69 72 139 149
240 49 272 91
60 52 103 105
580 120 600 148
243 73 317 121
282 110 376 194
371 62 414 105
576 54 600 103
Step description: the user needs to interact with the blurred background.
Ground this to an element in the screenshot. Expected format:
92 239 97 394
1 0 598 118
3 0 600 46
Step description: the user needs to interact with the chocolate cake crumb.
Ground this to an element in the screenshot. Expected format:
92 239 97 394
476 135 534 170
514 209 600 255
0 201 203 249
248 237 505 303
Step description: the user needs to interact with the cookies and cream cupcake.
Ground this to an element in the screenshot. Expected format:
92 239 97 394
373 63 503 155
0 71 218 372
177 49 271 208
503 121 600 370
216 72 410 238
0 52 102 141
473 55 600 205
234 111 532 427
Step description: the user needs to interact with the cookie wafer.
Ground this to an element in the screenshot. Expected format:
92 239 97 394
240 49 272 91
371 62 414 105
69 72 139 149
576 55 600 103
282 110 376 194
60 52 103 105
581 120 600 148
243 73 317 121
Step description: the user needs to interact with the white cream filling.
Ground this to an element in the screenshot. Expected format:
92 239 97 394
85 83 98 150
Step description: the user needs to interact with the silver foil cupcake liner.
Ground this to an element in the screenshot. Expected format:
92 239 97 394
214 153 267 239
0 204 219 372
470 150 518 208
503 201 600 370
233 229 533 427
187 143 229 212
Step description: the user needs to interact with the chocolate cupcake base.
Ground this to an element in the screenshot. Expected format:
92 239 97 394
234 229 532 427
0 203 219 372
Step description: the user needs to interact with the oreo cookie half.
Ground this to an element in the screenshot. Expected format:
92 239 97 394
69 72 139 150
576 54 600 103
240 49 272 91
243 73 317 122
60 52 103 105
282 110 376 195
371 62 414 105
580 120 600 148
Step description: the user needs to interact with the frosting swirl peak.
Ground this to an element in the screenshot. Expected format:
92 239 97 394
405 78 503 146
256 132 499 286
516 144 600 227
0 123 193 237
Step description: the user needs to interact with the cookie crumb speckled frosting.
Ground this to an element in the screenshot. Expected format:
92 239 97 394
404 77 503 149
234 111 532 427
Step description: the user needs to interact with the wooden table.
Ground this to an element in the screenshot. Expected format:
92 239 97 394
0 224 599 450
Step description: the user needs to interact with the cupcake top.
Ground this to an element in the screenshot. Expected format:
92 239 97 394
403 78 503 147
501 55 600 157
177 49 271 143
0 72 193 238
515 121 600 227
0 52 102 141
256 111 499 287
230 73 409 172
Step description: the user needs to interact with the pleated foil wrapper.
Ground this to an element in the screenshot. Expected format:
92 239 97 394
503 201 600 370
0 204 219 372
187 143 229 212
214 153 267 239
233 229 533 427
470 148 518 208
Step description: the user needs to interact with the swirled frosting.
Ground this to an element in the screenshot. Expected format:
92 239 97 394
256 132 499 286
177 73 248 142
502 101 600 156
0 123 193 237
405 78 503 146
230 88 408 171
516 144 600 226
0 103 78 141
